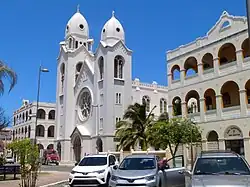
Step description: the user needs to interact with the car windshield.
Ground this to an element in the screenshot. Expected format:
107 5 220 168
78 157 107 166
194 157 250 175
119 157 156 170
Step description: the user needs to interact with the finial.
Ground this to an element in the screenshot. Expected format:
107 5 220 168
77 4 80 13
112 10 115 17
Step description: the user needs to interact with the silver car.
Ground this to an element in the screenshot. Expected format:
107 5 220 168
109 154 186 187
185 150 250 187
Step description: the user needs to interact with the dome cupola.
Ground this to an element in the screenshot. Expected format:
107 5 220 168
101 11 125 44
65 6 89 39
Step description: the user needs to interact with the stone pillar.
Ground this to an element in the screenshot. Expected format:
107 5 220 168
216 94 222 119
218 139 225 150
197 63 203 79
61 139 72 164
213 57 220 76
244 138 250 163
236 49 243 70
168 105 173 118
201 140 207 151
180 69 185 85
239 89 247 117
199 98 205 122
167 73 172 89
181 102 187 118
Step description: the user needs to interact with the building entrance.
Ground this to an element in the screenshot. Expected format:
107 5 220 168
224 126 244 156
225 139 244 155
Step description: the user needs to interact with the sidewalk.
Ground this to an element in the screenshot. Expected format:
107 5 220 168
0 171 69 187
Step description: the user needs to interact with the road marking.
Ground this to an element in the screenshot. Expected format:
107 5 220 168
39 180 68 187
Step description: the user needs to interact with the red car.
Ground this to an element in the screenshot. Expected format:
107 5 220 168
42 149 60 165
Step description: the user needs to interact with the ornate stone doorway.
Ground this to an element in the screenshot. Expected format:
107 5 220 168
73 136 81 162
224 126 244 155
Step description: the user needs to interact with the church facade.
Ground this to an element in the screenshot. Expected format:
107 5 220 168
55 9 168 163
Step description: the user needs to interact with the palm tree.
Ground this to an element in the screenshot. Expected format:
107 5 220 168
115 103 156 151
0 61 17 95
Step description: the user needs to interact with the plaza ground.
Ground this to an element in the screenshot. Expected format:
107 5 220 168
0 165 73 187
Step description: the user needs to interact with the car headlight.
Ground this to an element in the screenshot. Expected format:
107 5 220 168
145 175 156 181
111 175 118 181
71 170 77 174
96 169 105 174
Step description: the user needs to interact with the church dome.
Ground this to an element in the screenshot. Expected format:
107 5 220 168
65 8 89 38
101 11 125 43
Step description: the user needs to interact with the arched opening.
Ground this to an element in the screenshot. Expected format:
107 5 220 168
224 126 244 155
96 137 103 153
114 55 124 79
184 57 198 77
28 125 31 138
218 43 236 66
202 53 214 71
47 126 55 138
172 97 182 116
142 95 150 112
29 109 32 120
22 113 25 122
185 90 200 113
57 142 61 159
47 144 54 150
25 126 27 137
37 109 46 119
75 62 83 82
221 81 240 108
207 130 219 150
160 98 167 113
21 127 24 134
13 117 16 126
60 63 65 89
241 38 250 59
12 131 15 140
25 111 28 121
99 56 104 80
36 125 45 137
171 65 180 81
69 38 73 49
73 136 81 162
48 110 55 120
204 89 216 111
245 79 250 104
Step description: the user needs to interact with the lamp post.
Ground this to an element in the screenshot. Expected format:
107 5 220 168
246 0 250 40
33 65 49 145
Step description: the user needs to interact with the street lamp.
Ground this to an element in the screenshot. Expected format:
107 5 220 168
32 65 49 145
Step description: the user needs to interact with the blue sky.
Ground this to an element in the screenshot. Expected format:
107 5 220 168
0 0 246 117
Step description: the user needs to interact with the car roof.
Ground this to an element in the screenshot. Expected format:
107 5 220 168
198 150 239 158
124 154 156 159
84 154 114 158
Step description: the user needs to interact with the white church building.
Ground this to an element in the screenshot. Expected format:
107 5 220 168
55 8 168 163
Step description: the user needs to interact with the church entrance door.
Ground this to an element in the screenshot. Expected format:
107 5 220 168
73 136 81 162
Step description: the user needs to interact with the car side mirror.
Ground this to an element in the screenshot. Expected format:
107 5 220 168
113 165 118 170
75 162 78 166
184 169 192 177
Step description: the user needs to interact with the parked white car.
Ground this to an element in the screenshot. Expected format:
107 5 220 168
69 154 119 187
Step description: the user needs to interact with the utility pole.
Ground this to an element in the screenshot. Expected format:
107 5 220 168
246 0 250 45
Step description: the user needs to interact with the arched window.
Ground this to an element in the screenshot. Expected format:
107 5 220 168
29 109 32 120
69 38 73 49
25 111 28 121
60 63 65 90
36 125 45 137
75 62 83 82
99 57 104 80
47 126 55 138
142 95 150 112
114 56 124 79
48 110 55 120
37 109 46 119
160 98 167 113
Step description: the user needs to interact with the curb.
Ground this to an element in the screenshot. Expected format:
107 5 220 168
39 180 68 187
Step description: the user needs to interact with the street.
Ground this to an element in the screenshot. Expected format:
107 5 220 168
41 165 73 173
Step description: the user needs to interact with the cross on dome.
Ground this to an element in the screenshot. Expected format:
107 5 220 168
77 4 80 13
112 10 115 17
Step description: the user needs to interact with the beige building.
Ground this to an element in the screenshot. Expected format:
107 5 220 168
167 11 250 162
12 100 56 151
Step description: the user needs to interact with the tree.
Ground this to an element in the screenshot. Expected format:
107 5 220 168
148 117 201 158
0 107 10 131
0 60 17 95
115 103 156 151
8 139 40 187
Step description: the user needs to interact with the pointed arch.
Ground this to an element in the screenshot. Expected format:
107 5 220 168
114 55 124 79
142 95 150 112
160 98 167 113
98 56 104 80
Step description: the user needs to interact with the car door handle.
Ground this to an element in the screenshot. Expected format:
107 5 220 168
178 170 184 174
